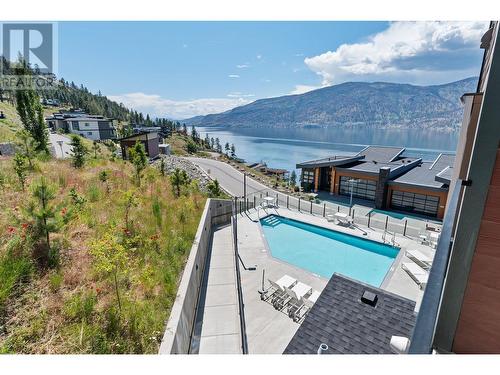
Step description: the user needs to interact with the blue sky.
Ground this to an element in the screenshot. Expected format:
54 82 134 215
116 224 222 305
58 21 488 119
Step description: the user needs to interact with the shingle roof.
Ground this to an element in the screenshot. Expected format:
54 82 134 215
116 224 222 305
390 153 455 190
283 274 416 354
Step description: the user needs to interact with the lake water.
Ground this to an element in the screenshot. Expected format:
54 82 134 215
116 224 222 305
196 126 459 174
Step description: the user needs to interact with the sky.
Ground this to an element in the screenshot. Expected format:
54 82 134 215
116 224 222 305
57 21 489 119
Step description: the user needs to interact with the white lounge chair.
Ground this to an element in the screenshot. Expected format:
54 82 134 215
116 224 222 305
261 275 297 302
332 212 353 226
406 249 433 270
402 262 428 290
289 289 320 322
274 281 312 311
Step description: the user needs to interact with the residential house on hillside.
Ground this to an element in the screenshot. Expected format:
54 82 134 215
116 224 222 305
45 109 116 141
297 146 454 219
119 131 160 160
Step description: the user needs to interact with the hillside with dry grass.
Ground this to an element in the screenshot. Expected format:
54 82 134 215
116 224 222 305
0 152 207 353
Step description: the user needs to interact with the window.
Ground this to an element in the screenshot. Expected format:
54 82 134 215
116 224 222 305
390 190 440 217
301 169 315 191
339 176 377 201
87 132 92 135
85 123 90 127
302 169 315 184
72 121 80 130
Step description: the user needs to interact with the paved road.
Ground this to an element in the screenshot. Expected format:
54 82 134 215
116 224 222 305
49 133 72 159
187 157 269 197
186 157 351 216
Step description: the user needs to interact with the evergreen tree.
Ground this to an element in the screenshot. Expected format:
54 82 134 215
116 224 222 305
13 153 28 191
129 141 148 186
92 141 100 159
17 130 37 169
230 144 236 158
26 177 57 258
14 62 49 153
169 168 189 197
224 142 230 156
70 135 87 168
290 170 297 187
182 123 188 136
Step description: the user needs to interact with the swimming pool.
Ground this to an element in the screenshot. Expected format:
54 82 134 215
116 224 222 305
260 215 399 287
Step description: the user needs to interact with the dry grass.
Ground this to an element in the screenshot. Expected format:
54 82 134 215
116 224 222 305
0 154 207 353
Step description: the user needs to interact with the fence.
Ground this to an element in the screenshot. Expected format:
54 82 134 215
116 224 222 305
237 190 441 239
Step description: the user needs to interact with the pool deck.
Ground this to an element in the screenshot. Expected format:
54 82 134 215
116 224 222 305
231 207 434 354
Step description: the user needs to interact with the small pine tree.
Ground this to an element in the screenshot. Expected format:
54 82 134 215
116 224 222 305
128 141 148 186
70 135 87 168
13 153 28 191
170 168 189 197
290 170 297 187
17 130 37 169
26 176 57 259
224 142 230 156
99 170 109 193
207 179 223 198
92 141 100 159
230 144 236 158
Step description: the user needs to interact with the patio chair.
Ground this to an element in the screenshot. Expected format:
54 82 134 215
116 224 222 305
274 281 312 311
406 249 433 270
261 274 297 302
289 289 320 322
402 262 429 290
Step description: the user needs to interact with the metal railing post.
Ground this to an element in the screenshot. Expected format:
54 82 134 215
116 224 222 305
368 211 371 228
385 216 389 231
298 198 301 211
404 219 408 237
323 203 326 217
287 195 289 209
253 196 256 209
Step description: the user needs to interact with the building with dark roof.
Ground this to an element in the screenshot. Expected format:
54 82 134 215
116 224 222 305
284 274 416 354
119 131 160 160
296 145 454 219
45 109 116 140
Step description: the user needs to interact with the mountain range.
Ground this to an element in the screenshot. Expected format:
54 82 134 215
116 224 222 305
185 77 477 130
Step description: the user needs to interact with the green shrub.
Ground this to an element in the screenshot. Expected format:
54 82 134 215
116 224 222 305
49 271 63 292
63 290 97 322
86 183 101 202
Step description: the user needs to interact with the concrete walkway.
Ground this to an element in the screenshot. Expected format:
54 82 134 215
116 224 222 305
193 225 242 354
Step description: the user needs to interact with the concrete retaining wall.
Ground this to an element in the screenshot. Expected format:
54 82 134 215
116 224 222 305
159 198 233 354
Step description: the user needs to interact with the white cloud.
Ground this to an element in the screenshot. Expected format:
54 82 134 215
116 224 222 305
108 92 252 120
227 92 255 98
304 21 489 85
256 54 262 60
228 74 240 78
290 84 322 95
236 63 250 69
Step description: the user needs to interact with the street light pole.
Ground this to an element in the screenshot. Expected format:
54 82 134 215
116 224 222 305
243 172 247 199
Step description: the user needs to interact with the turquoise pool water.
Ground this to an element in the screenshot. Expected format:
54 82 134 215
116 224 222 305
260 215 399 287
